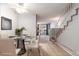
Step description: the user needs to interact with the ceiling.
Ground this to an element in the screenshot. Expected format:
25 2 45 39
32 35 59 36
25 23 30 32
24 3 69 19
8 3 69 20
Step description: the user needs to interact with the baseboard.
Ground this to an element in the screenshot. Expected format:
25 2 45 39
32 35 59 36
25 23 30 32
55 42 79 56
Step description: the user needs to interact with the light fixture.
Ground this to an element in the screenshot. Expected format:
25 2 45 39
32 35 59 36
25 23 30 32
16 6 26 14
15 3 29 14
8 3 31 14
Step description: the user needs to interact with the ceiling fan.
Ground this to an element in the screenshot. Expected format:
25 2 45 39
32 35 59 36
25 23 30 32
9 3 34 14
15 3 29 14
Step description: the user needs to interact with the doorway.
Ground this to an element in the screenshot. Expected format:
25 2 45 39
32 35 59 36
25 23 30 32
37 23 50 43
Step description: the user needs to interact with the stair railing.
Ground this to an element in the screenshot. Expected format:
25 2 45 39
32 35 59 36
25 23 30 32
55 3 73 38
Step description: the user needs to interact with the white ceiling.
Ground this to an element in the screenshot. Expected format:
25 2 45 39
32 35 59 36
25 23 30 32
24 3 69 19
8 3 69 20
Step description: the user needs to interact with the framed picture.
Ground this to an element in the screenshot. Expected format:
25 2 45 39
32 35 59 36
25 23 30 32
1 16 12 30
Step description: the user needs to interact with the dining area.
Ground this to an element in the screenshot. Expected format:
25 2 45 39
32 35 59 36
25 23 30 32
0 35 38 56
9 33 38 56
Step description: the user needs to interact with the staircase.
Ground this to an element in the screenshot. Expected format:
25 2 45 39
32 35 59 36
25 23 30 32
55 4 79 38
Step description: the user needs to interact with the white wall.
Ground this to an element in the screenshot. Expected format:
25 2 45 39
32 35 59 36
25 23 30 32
57 4 79 55
0 4 37 46
0 4 1 38
0 4 18 38
17 13 36 42
0 4 37 44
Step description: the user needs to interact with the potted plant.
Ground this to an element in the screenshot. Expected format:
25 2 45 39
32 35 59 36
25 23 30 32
15 27 26 49
15 27 25 37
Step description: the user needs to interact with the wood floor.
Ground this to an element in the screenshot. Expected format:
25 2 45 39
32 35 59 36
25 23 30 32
39 41 70 56
22 40 70 56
